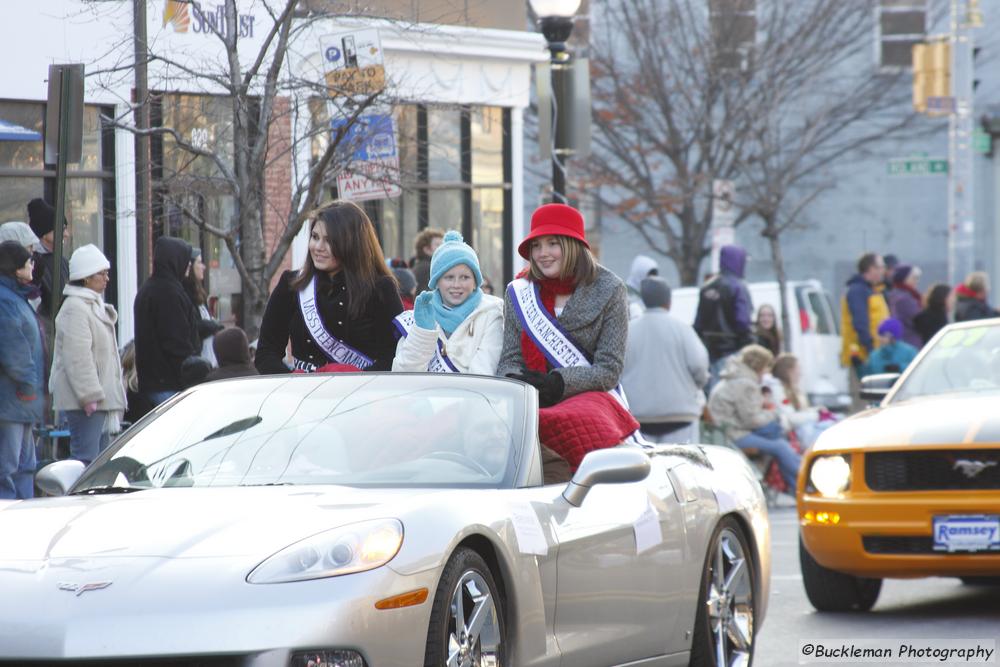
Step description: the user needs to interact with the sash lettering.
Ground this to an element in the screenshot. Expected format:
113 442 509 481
297 277 374 371
508 278 647 446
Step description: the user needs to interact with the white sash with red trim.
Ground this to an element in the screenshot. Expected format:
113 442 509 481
297 277 374 371
392 311 460 373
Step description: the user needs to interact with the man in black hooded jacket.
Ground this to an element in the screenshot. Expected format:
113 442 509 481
133 237 201 406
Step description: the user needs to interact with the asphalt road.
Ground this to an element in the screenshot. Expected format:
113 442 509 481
755 504 1000 666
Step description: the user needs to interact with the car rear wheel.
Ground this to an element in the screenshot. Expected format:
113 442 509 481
690 517 756 667
424 547 505 667
799 536 881 611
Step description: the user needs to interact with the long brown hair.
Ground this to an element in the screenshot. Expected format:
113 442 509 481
771 353 801 410
527 236 598 285
290 201 394 319
754 304 782 356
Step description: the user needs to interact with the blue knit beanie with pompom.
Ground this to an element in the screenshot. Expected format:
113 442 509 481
428 230 483 289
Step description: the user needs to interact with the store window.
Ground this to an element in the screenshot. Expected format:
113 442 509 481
151 93 246 325
311 102 513 284
0 99 117 305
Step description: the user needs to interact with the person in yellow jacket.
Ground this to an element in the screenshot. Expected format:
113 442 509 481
840 252 890 372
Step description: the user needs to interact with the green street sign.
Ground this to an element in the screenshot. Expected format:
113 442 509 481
973 129 992 154
887 156 948 176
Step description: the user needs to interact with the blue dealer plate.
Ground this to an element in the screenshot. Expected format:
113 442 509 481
932 515 1000 553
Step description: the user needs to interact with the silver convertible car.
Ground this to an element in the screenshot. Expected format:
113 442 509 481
0 374 769 667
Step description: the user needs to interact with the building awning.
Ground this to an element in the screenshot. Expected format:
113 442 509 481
0 119 42 141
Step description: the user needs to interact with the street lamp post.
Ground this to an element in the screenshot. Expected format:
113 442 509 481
530 0 581 204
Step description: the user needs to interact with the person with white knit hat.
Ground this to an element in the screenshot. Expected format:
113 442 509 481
0 222 40 252
50 244 126 465
392 230 504 374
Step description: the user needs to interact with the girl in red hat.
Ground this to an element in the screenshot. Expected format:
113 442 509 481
497 204 639 476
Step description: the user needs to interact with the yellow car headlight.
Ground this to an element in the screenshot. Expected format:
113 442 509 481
808 455 851 497
248 518 403 584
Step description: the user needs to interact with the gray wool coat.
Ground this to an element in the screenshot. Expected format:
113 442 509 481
497 265 629 399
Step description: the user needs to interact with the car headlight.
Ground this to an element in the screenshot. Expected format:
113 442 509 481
808 455 851 497
248 518 403 584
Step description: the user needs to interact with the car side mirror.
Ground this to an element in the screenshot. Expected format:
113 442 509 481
35 460 86 497
562 447 651 507
859 373 900 403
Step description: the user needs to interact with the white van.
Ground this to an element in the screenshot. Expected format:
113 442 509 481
667 280 850 409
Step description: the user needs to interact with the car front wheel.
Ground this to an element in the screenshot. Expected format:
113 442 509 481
424 547 505 667
799 536 881 611
690 516 756 667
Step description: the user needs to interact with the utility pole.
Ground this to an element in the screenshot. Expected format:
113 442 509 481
947 0 978 285
134 0 151 283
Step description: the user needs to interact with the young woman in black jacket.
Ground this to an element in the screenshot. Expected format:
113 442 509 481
255 201 403 374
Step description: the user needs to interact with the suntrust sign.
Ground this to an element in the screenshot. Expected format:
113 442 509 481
163 0 256 38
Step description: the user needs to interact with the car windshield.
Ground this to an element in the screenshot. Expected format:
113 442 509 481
892 323 1000 402
73 375 526 493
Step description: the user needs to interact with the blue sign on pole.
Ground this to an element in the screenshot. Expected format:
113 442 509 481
331 113 397 162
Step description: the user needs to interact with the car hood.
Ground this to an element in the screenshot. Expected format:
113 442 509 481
0 486 434 561
813 393 1000 453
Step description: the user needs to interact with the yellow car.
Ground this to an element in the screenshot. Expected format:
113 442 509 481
798 319 1000 611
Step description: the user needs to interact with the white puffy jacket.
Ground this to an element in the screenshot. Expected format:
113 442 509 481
392 294 504 374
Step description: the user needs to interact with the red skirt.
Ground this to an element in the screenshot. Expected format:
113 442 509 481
538 392 640 471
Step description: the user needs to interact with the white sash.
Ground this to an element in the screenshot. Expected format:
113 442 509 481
508 278 647 446
297 277 374 371
393 311 460 373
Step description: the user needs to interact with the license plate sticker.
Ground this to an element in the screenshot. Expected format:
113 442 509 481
933 515 1000 553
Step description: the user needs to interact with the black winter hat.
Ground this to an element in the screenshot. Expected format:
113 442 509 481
27 198 57 238
180 356 212 389
393 266 417 296
0 240 32 277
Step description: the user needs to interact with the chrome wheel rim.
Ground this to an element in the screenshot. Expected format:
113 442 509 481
447 570 502 667
707 528 754 667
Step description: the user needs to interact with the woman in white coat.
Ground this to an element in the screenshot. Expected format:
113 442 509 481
50 245 126 465
392 231 503 374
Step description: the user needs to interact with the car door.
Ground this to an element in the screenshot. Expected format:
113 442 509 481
547 470 687 666
795 284 849 404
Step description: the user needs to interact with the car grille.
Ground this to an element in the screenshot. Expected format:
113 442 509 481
863 536 1000 555
3 658 244 667
865 450 1000 491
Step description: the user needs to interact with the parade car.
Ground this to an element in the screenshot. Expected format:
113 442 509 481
798 319 1000 612
0 373 769 667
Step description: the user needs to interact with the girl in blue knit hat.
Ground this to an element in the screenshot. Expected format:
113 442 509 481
392 231 503 374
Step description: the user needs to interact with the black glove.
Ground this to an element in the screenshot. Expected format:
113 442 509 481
198 318 225 340
506 369 565 408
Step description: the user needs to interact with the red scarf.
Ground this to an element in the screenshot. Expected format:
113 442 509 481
520 275 577 373
956 284 984 301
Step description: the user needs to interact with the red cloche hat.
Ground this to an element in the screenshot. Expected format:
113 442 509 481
517 203 590 259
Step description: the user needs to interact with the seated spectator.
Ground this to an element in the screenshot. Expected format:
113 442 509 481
179 356 212 390
708 345 802 490
865 318 918 375
205 327 260 382
769 353 838 449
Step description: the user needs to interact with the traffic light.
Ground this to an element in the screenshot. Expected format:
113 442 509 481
912 43 928 113
912 39 950 115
